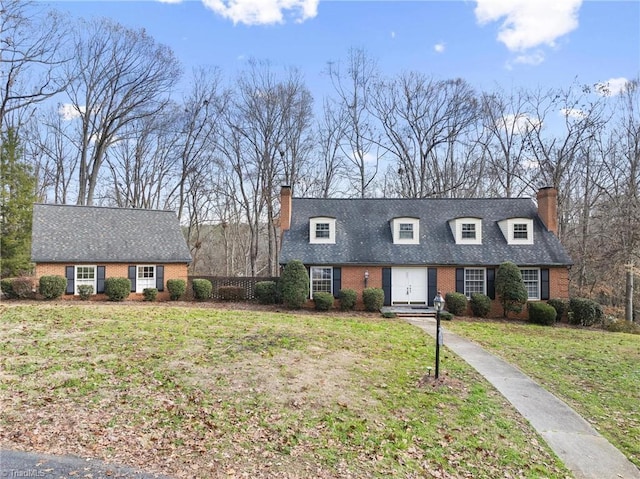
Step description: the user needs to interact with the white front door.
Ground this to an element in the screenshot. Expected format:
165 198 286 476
391 268 428 304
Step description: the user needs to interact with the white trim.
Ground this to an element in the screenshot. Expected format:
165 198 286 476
498 218 534 245
464 267 486 299
520 267 540 300
310 266 333 297
309 217 336 244
448 217 482 244
391 217 420 244
136 264 156 293
75 265 97 295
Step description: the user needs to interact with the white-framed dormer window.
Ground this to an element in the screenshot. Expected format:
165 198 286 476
520 268 540 300
498 218 534 245
391 217 420 244
75 265 96 295
310 217 336 244
449 217 482 244
137 265 155 293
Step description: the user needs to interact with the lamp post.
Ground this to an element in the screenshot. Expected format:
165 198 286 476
433 291 445 379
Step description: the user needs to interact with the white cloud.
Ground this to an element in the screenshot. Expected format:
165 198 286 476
156 0 183 4
434 42 445 53
512 50 545 66
390 31 396 39
500 113 541 135
475 0 582 51
595 77 630 96
202 0 319 25
58 103 84 121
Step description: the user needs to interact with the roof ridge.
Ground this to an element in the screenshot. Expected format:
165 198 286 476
34 203 177 214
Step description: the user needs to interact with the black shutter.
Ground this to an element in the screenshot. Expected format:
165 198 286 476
541 268 550 300
65 266 74 295
487 268 496 300
382 268 391 306
456 268 465 294
156 265 165 292
96 266 106 294
427 268 438 306
332 267 341 298
128 265 136 292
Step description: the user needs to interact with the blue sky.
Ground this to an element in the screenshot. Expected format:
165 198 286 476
50 0 639 100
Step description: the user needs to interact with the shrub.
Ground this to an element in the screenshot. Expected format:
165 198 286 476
280 260 309 309
362 287 384 312
547 298 567 322
568 298 603 326
192 278 212 301
143 288 158 301
166 279 186 300
528 302 557 325
313 291 334 311
77 284 93 300
339 288 357 311
440 311 454 321
1 278 16 299
604 319 640 334
382 311 397 319
470 293 491 318
39 275 66 299
104 277 131 302
445 292 467 316
495 261 528 318
255 281 278 304
218 286 245 301
1 277 34 299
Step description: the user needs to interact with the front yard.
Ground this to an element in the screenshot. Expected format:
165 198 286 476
0 303 581 478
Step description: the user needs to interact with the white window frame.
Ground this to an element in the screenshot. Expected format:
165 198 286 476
310 266 333 297
137 265 156 293
392 217 420 244
499 218 534 245
449 218 482 245
520 268 540 300
464 268 486 299
309 217 336 244
399 223 414 240
75 265 96 295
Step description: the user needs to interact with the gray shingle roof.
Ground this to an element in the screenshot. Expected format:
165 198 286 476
280 197 573 267
31 204 192 264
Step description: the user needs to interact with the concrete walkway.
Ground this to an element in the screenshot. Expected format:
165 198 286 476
405 316 640 479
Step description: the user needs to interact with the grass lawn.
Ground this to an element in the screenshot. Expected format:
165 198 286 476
445 319 640 470
0 303 572 479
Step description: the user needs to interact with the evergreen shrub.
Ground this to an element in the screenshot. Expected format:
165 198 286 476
78 285 93 300
547 298 567 322
192 278 212 301
143 287 158 301
568 298 603 326
362 287 384 312
39 275 66 299
445 292 467 316
218 286 245 301
470 293 491 317
167 279 186 300
339 288 357 311
528 302 557 325
104 277 130 301
280 260 309 309
255 281 278 304
313 292 334 311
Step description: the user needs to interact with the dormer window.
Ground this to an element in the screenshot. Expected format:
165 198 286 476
499 218 534 245
449 217 482 244
310 217 336 244
391 217 420 244
513 223 528 240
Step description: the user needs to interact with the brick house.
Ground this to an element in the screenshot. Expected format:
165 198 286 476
279 186 572 314
31 204 191 300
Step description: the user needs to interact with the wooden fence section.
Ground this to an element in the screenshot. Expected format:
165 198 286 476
189 276 278 300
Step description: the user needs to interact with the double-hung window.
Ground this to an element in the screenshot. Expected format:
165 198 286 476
520 268 540 300
513 223 529 240
75 266 96 295
399 223 414 240
315 223 330 239
461 223 476 240
464 268 485 298
310 267 332 296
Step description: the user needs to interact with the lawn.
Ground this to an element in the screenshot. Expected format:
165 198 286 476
445 319 640 469
0 303 572 479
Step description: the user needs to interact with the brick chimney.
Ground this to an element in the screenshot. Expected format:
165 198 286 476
280 185 292 233
537 187 558 235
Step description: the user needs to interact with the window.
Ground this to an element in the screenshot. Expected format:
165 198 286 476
464 268 485 298
75 266 96 295
137 265 155 292
461 223 476 239
315 223 330 239
309 217 336 244
521 268 540 300
399 223 414 240
513 223 528 239
310 267 332 296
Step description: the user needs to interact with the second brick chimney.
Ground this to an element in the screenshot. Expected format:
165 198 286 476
537 187 558 236
280 185 292 233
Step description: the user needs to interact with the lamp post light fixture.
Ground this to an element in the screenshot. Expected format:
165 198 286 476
364 269 369 288
433 291 445 379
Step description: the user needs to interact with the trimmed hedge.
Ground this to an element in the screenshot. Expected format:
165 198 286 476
445 292 467 316
528 302 557 325
0 277 34 299
218 286 245 301
470 293 491 318
280 260 309 309
255 281 278 304
192 278 212 301
78 285 93 300
362 287 384 312
313 291 334 311
39 275 67 300
104 277 131 302
339 288 357 311
568 298 603 326
440 311 454 321
167 279 186 300
143 288 158 301
547 298 567 322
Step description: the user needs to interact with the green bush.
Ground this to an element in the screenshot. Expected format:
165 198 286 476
445 292 467 316
339 288 357 311
77 284 93 300
104 277 131 302
313 291 334 311
255 281 278 304
547 298 567 322
39 275 66 299
604 319 640 334
1 277 34 299
280 260 309 309
470 293 491 318
528 302 557 325
440 311 454 321
0 278 14 298
362 287 384 312
568 298 603 326
192 278 212 301
218 286 245 301
143 287 158 301
166 279 186 300
496 261 528 318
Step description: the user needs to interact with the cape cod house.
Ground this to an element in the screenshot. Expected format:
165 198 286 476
279 186 572 314
31 204 191 300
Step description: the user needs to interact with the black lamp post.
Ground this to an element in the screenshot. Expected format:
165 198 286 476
433 291 445 379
